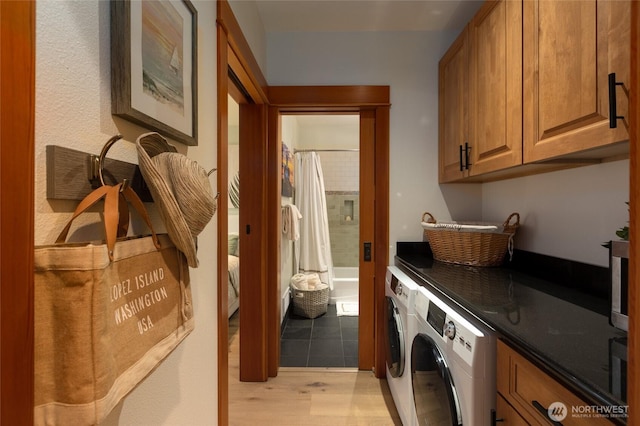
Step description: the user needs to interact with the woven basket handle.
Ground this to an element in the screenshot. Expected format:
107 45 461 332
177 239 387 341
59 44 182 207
422 212 436 223
503 212 520 232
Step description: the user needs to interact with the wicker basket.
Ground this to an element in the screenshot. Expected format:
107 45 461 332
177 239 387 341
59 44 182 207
291 284 329 319
421 212 520 267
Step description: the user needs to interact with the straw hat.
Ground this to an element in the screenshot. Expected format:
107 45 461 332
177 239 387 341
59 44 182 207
136 132 216 268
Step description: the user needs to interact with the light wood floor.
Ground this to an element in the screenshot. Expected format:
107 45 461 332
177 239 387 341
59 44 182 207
228 313 402 425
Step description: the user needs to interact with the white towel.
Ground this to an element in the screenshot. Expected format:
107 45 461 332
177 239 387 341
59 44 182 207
290 273 308 290
306 273 321 290
282 204 302 241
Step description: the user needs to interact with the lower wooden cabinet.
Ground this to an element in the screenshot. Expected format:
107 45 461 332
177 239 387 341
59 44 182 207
496 340 615 425
496 394 529 425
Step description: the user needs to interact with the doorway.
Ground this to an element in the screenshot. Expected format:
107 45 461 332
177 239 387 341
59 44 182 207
227 91 240 333
266 92 391 380
217 6 390 424
279 114 361 368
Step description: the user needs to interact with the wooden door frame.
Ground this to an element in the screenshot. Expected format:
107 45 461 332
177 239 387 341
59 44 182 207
217 0 270 423
1 0 36 423
267 87 390 376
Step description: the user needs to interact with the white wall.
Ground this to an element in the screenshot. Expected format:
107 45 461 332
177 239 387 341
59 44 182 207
267 30 628 267
228 0 268 73
294 116 360 150
36 1 218 424
267 31 483 261
483 161 629 267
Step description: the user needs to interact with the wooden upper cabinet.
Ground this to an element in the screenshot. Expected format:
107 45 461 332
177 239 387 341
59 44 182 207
438 0 631 182
438 28 469 183
468 0 523 175
523 0 630 163
438 0 522 183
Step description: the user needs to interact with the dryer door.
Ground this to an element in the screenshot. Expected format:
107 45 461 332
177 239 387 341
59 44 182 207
411 333 462 426
384 296 405 378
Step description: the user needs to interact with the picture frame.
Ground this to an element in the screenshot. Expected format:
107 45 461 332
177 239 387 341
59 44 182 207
282 143 294 197
111 0 198 146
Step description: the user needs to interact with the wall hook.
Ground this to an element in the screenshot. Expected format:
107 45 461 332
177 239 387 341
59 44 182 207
88 134 123 187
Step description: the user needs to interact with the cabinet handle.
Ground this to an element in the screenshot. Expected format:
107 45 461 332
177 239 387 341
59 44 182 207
490 409 504 425
608 72 625 128
532 400 564 426
459 143 472 171
464 142 471 170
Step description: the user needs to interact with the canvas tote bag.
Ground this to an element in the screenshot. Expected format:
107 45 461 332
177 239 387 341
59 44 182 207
34 183 194 425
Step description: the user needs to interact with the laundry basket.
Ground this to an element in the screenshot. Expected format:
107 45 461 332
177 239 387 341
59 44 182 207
290 274 329 319
421 212 520 267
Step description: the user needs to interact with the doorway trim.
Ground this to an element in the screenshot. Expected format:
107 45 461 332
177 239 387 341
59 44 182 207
1 1 36 423
216 1 269 424
268 87 390 376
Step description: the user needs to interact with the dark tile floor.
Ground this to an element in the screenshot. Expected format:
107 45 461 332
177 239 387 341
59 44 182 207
280 304 359 368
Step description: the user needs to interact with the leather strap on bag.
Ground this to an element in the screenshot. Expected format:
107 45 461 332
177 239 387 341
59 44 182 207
104 183 161 260
56 185 131 243
56 183 161 261
55 185 112 243
117 192 130 237
105 185 121 260
120 184 161 250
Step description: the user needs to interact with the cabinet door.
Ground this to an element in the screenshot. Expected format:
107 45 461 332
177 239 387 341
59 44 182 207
438 27 469 183
496 395 529 426
497 340 615 426
468 0 523 175
523 0 630 163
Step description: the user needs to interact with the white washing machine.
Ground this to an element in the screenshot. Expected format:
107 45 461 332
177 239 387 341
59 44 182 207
410 285 495 426
385 266 419 426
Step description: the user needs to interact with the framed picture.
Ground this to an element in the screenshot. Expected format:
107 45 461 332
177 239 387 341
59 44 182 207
282 143 294 197
111 0 198 146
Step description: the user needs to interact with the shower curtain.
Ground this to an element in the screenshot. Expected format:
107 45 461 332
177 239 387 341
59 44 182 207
294 152 334 290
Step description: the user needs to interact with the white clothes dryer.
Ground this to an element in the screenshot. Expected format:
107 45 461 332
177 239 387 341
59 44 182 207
385 266 420 426
410 285 496 426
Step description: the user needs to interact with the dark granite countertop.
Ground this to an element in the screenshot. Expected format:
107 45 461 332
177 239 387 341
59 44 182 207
395 243 627 418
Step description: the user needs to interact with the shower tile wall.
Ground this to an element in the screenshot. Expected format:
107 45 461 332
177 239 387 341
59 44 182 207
319 151 359 191
319 152 359 268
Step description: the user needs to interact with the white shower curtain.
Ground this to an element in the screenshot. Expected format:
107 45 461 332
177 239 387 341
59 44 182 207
294 152 334 290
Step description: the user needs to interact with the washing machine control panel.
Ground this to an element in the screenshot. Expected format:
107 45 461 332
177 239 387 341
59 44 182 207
415 287 484 368
391 278 411 304
446 316 478 367
443 321 456 340
386 267 419 308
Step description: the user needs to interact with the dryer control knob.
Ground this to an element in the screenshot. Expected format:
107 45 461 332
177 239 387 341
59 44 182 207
444 321 456 340
396 284 403 296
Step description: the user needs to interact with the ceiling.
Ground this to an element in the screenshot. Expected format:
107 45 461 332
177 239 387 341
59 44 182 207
252 0 482 33
228 1 483 127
